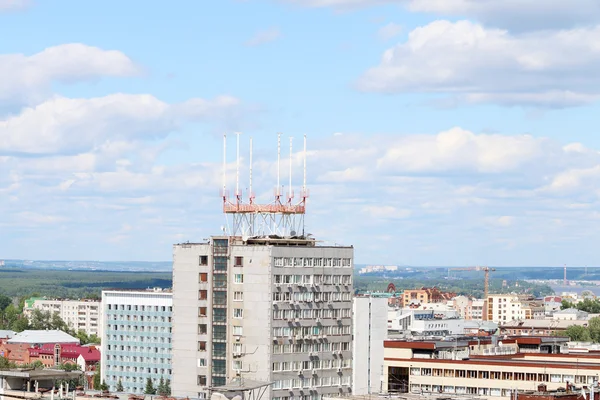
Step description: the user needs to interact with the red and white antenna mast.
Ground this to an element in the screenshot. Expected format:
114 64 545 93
222 133 308 238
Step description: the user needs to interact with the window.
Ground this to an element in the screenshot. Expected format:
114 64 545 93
199 255 208 266
198 324 207 335
199 290 208 300
213 308 226 323
233 360 243 370
199 307 207 317
234 309 243 318
198 341 207 351
197 375 207 386
234 274 244 284
233 291 243 301
235 256 243 267
213 326 227 341
200 273 208 282
233 326 243 336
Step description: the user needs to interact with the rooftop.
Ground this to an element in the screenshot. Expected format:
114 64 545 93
0 329 15 339
7 330 79 345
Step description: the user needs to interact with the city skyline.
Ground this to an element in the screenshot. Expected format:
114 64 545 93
2 1 600 266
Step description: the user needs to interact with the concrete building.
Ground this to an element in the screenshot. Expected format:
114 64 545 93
553 308 588 321
352 296 387 395
171 236 354 400
383 337 577 398
486 295 529 323
23 298 101 337
403 288 455 308
100 289 173 394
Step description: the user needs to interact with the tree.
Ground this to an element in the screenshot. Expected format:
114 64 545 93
565 325 591 342
116 380 124 392
100 380 109 392
0 294 11 311
0 356 16 370
164 379 171 396
144 377 156 395
93 364 101 390
588 317 600 343
561 299 576 310
157 377 166 396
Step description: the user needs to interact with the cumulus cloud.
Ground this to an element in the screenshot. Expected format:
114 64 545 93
0 43 139 107
279 0 600 31
0 93 244 155
244 28 282 47
358 20 600 107
377 23 403 40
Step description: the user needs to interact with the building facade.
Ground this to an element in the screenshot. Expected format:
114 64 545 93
100 290 173 394
352 296 387 395
171 236 354 400
24 298 101 337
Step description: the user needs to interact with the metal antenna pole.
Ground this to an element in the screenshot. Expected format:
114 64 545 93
249 136 253 204
277 133 281 199
223 134 227 198
289 136 293 203
236 132 241 203
303 134 307 196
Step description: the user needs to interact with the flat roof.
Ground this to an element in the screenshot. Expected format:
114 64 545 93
7 330 79 344
0 369 82 379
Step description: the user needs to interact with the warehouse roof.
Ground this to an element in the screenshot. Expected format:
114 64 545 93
7 330 79 344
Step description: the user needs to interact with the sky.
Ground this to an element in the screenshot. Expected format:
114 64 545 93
1 0 600 266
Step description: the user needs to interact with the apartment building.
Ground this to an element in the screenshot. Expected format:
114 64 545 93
352 296 387 395
383 337 581 399
171 236 354 400
402 288 456 308
23 298 100 336
486 295 528 323
100 289 173 394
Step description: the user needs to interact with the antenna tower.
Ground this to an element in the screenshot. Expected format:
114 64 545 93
222 134 309 237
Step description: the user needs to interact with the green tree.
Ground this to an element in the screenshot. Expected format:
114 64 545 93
157 377 166 396
0 356 16 370
144 377 156 395
565 325 591 341
0 294 11 311
100 380 109 392
588 317 600 342
116 380 124 392
93 364 101 390
164 379 171 396
11 315 30 332
561 299 576 310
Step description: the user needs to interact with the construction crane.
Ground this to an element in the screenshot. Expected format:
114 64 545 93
448 266 496 298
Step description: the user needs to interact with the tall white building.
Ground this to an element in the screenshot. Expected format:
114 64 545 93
352 296 387 395
100 289 173 394
171 236 354 400
23 298 101 336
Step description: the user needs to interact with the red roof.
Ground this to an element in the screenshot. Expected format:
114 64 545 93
28 343 100 362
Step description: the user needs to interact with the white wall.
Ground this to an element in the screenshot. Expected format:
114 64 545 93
352 297 387 395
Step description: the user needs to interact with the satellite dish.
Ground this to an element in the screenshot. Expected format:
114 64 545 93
498 341 503 347
290 230 297 236
242 235 249 242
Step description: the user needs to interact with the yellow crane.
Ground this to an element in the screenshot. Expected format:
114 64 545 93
448 266 496 298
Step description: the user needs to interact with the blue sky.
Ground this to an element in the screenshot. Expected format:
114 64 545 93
2 0 600 266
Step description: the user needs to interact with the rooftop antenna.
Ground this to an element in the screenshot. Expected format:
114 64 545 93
276 132 282 202
235 132 241 204
303 134 307 196
249 136 254 204
288 136 293 204
222 134 227 201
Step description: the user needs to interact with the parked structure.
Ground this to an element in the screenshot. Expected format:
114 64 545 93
100 289 173 394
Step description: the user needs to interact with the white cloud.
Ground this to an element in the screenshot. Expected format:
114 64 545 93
279 0 600 31
0 0 29 11
358 20 600 107
0 93 244 155
0 43 139 107
245 28 282 47
377 23 403 40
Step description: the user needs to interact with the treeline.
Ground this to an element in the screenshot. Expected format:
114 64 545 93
561 298 600 313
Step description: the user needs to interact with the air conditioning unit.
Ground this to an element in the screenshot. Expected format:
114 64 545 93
309 352 316 357
304 335 312 340
322 334 328 339
297 369 304 375
234 369 241 375
316 318 321 323
332 350 337 355
294 318 300 323
337 367 342 373
287 318 294 323
312 369 317 375
295 334 303 340
233 351 242 357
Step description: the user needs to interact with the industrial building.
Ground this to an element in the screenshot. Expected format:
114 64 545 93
100 289 173 394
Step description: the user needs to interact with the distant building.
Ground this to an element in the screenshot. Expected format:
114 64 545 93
100 289 173 394
486 294 533 323
358 265 399 274
544 296 562 314
353 296 387 395
403 288 456 307
0 330 15 340
23 297 101 337
553 308 588 321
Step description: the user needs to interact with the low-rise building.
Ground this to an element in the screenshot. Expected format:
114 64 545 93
383 337 575 398
553 308 589 321
403 288 456 307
